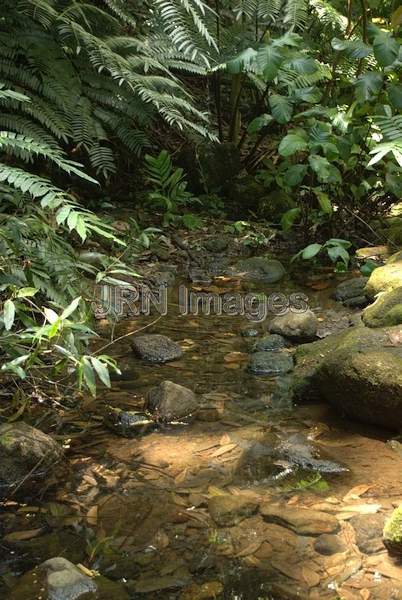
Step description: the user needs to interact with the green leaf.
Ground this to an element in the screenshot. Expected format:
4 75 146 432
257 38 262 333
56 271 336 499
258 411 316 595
226 48 257 73
314 189 332 214
15 287 38 298
82 357 96 396
43 307 59 324
269 94 293 124
327 245 350 265
3 299 15 331
373 31 399 66
247 114 273 134
308 155 342 184
285 164 307 187
90 356 111 388
388 85 402 110
302 243 322 259
61 296 81 320
331 38 372 59
278 133 308 157
257 45 283 81
281 207 301 231
355 73 383 103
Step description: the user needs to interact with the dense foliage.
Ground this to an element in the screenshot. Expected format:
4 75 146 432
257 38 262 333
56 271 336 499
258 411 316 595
0 0 401 397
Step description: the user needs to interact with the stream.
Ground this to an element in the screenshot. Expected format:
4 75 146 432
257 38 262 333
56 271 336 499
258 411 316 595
4 263 402 600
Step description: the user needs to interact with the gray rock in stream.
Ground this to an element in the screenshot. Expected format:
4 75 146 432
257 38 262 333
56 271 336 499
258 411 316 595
131 334 182 363
248 351 293 376
333 276 369 307
269 310 318 342
148 380 198 421
230 257 286 283
252 334 288 352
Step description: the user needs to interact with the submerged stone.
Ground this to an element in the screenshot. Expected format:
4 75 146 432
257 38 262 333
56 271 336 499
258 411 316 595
260 504 339 535
131 334 182 363
248 351 293 376
208 494 258 526
12 557 129 600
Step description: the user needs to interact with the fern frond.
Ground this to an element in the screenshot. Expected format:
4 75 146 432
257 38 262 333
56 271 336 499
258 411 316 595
284 0 308 31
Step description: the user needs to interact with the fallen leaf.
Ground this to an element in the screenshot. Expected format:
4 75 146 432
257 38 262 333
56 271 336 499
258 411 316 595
234 541 262 557
210 443 238 458
360 589 370 600
4 528 44 543
302 566 320 588
219 433 231 446
207 485 227 497
343 485 372 502
223 352 248 364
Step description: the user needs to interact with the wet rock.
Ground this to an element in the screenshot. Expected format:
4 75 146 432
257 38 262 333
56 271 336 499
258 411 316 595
131 334 182 363
294 325 402 429
0 423 62 496
260 504 339 535
314 534 346 555
269 310 318 342
231 257 286 283
252 334 288 352
277 434 348 474
208 494 258 526
333 277 368 307
365 259 402 299
12 557 129 600
5 531 86 566
363 287 402 327
148 380 198 421
350 513 385 554
204 236 229 253
248 351 293 376
104 407 156 437
240 327 259 338
383 505 402 556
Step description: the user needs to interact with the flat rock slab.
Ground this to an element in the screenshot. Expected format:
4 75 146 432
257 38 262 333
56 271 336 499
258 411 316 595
260 504 339 535
269 310 318 342
248 351 293 376
131 334 182 363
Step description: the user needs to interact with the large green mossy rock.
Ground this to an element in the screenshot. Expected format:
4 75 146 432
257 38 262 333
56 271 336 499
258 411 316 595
294 326 402 429
365 250 402 299
363 287 402 328
384 505 402 556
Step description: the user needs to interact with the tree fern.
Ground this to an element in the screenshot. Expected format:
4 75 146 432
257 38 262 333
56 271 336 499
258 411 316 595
284 0 308 31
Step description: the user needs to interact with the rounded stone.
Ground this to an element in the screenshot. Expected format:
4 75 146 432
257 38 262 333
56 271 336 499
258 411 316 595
131 334 183 363
248 351 294 376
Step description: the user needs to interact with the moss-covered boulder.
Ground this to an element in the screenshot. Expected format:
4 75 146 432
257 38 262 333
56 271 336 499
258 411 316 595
363 287 402 327
258 190 296 222
294 325 402 429
383 505 402 556
365 252 402 299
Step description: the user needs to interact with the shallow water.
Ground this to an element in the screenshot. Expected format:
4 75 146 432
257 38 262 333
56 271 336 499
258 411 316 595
4 274 402 600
